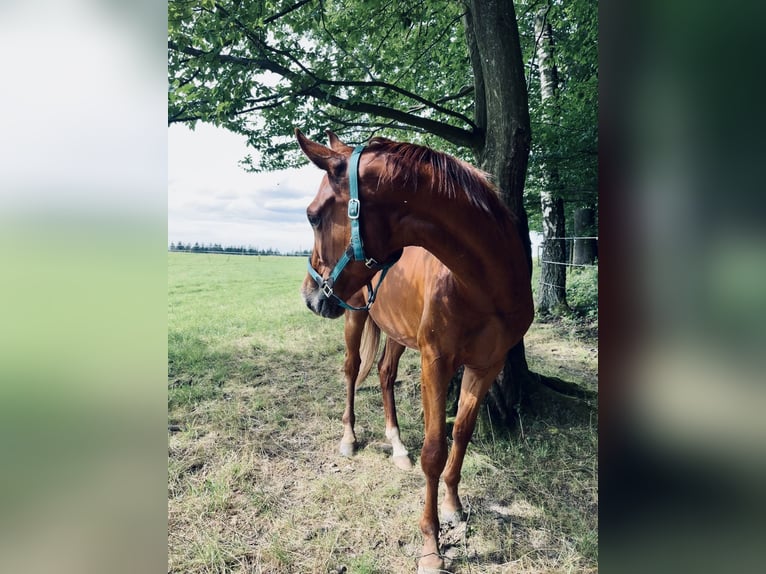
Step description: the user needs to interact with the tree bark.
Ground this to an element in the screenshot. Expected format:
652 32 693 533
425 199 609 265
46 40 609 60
535 7 569 315
466 0 531 267
573 207 597 265
539 193 568 314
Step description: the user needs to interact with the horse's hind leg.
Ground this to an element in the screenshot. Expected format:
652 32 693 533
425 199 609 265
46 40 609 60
340 308 367 457
378 338 412 470
441 363 504 525
416 350 452 574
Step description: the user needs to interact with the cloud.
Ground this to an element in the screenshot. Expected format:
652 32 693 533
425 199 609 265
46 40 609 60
168 124 323 250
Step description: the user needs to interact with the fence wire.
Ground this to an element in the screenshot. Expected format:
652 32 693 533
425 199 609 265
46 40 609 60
539 260 596 268
536 236 598 292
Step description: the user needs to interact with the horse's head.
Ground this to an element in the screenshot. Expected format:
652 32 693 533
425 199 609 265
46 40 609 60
296 128 400 318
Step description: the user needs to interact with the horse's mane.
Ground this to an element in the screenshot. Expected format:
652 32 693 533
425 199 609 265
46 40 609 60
366 137 509 218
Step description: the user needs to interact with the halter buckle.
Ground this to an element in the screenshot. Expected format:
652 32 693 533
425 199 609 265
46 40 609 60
364 257 379 269
322 283 334 298
347 198 360 220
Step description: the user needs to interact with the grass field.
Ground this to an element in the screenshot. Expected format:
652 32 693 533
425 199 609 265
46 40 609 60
168 252 598 573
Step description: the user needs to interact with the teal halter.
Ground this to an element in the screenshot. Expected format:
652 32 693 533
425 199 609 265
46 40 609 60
307 144 401 311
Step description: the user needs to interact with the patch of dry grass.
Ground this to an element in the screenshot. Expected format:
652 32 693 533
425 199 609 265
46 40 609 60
168 253 597 573
525 320 598 392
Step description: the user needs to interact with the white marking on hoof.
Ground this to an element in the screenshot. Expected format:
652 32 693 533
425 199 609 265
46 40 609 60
339 441 356 458
385 427 410 459
392 454 413 470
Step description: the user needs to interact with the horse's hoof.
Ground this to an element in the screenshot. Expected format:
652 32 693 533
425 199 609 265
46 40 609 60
339 441 356 458
417 555 447 574
440 506 464 526
392 454 413 471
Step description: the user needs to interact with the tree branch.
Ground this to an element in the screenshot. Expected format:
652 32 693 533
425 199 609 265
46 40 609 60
313 78 476 129
215 2 474 129
435 85 474 105
302 82 476 147
315 108 429 137
168 40 279 69
167 41 479 149
213 3 314 77
263 0 313 24
169 109 202 124
171 68 201 90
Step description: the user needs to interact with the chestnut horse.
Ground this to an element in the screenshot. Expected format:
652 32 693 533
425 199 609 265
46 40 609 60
297 129 533 573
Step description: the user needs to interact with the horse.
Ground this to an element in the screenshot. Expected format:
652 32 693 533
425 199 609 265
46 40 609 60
296 128 534 574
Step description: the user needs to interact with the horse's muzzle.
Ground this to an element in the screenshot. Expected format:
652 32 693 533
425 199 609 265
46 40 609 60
301 283 345 319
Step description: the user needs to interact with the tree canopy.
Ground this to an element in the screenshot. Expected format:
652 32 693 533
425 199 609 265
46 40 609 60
169 0 597 235
169 0 479 170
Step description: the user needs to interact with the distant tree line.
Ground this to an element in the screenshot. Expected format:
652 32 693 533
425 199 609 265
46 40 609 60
169 242 310 257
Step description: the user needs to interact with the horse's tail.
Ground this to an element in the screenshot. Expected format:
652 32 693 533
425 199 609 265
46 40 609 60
356 315 381 389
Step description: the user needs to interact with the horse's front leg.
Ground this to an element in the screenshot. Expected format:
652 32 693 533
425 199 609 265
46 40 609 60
378 338 412 470
339 308 367 457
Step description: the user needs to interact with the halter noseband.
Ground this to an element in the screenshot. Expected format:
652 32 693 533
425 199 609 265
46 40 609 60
307 144 401 311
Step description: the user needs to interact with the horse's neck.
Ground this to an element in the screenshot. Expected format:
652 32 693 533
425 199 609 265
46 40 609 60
396 194 529 313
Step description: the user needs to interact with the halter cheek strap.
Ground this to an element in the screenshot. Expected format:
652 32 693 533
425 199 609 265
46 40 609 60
347 145 365 262
307 144 401 311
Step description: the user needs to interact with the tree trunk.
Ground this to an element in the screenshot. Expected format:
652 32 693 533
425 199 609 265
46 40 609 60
465 0 531 264
535 7 569 315
446 0 592 429
573 207 597 265
539 194 568 313
460 0 535 427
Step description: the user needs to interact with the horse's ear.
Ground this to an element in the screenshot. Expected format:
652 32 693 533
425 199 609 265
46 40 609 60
326 130 353 153
295 128 346 178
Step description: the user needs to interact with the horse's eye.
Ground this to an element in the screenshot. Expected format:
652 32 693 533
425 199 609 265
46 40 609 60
307 212 321 228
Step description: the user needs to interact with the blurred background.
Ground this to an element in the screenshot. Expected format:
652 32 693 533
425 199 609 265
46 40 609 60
1 1 764 572
0 1 167 573
601 0 766 571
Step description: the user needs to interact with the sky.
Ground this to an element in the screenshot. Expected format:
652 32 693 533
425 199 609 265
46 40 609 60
168 123 321 252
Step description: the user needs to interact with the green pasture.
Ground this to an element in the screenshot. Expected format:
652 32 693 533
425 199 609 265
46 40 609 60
169 253 335 408
168 252 597 573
